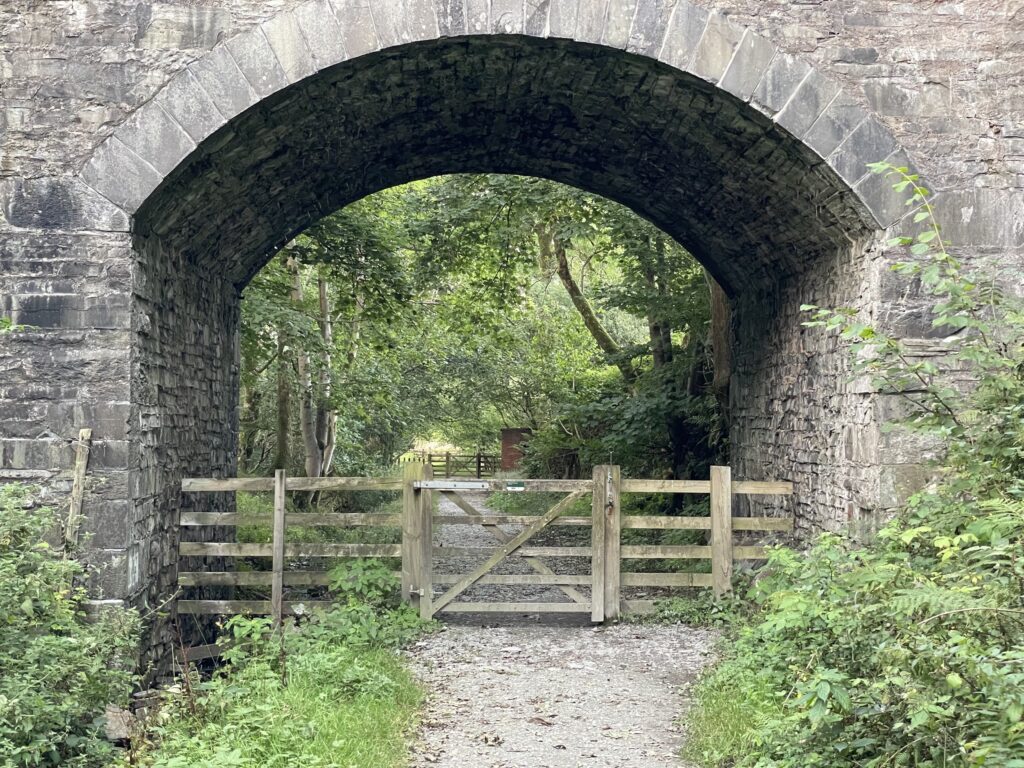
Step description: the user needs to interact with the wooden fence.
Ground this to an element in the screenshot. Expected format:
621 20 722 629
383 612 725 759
400 451 500 478
178 465 792 625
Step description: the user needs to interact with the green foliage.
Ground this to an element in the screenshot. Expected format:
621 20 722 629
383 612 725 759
0 485 139 768
239 173 720 484
327 559 400 609
137 594 429 767
138 641 419 768
629 592 746 629
686 164 1024 767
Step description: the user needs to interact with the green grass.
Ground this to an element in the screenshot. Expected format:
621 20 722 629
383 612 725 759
682 649 785 767
137 644 420 768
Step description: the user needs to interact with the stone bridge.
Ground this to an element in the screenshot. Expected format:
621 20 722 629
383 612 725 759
1 1 1022 655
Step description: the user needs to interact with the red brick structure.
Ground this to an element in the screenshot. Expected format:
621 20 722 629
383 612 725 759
500 429 533 471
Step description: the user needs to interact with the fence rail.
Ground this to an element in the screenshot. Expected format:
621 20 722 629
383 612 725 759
179 464 793 625
400 451 500 478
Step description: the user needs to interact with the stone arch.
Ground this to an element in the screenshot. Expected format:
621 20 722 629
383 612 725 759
55 1 930 646
76 0 915 294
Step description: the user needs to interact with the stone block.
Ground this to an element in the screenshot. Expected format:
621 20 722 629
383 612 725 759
84 548 131 599
933 188 1024 248
153 70 226 145
690 12 744 84
370 0 438 46
775 69 841 139
80 137 163 214
435 0 466 36
81 499 133 549
853 149 916 227
0 177 128 233
328 0 380 58
115 101 196 177
718 29 776 102
226 29 290 99
602 0 636 49
295 0 349 68
187 44 260 123
751 52 811 116
879 463 933 508
490 0 524 34
575 0 609 44
548 0 578 38
827 115 897 186
524 0 550 36
804 92 868 159
626 0 673 57
261 12 317 84
12 293 131 331
463 0 488 33
135 5 231 50
657 4 707 72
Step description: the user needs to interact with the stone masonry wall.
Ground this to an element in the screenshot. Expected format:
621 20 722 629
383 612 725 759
0 1 1021 666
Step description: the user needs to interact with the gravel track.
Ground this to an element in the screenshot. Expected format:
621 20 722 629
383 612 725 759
405 492 717 767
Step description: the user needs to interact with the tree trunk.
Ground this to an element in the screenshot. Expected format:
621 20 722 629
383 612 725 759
538 224 636 385
314 276 337 481
707 271 731 443
273 333 290 471
292 259 322 482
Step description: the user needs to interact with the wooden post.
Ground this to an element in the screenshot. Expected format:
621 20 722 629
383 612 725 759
475 451 482 479
417 465 434 619
64 428 92 554
604 465 621 621
271 469 287 627
445 452 451 478
710 465 733 598
590 465 607 623
402 462 427 607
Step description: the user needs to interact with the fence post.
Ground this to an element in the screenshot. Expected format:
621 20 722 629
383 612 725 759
417 464 434 619
592 464 621 621
402 462 427 608
590 465 607 622
476 451 482 479
271 468 287 628
710 465 733 598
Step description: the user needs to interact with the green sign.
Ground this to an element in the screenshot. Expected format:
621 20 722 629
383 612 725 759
506 480 526 492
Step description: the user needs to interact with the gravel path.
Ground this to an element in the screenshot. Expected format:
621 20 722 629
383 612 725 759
405 492 718 767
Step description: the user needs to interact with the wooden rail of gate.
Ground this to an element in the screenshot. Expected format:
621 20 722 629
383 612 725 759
400 451 500 478
177 468 420 626
414 465 793 621
177 464 792 626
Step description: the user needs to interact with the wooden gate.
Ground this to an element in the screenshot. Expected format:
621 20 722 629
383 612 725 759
178 464 792 626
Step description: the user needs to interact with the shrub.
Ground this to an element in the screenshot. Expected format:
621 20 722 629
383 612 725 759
135 564 431 768
0 484 139 767
685 164 1024 767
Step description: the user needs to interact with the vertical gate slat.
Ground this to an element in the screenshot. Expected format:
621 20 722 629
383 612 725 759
418 464 434 620
590 465 607 623
604 465 622 621
710 465 733 597
402 462 426 607
271 469 287 627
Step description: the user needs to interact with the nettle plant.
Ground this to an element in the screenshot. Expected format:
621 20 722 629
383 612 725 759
803 162 1024 497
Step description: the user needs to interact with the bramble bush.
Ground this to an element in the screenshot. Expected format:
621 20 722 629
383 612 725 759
0 484 139 768
685 164 1024 767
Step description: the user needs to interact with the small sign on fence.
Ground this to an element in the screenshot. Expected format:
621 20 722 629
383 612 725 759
506 480 526 492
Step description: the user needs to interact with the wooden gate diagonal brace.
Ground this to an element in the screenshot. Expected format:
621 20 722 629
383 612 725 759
440 491 589 605
431 490 588 616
